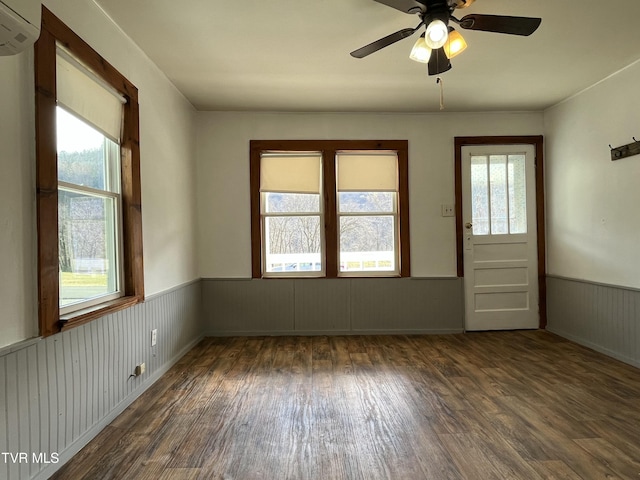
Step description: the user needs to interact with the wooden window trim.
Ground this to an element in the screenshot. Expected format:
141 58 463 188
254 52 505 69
453 135 546 328
35 7 144 337
250 140 410 279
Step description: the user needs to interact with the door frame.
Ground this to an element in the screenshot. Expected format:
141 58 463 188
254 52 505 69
454 136 546 328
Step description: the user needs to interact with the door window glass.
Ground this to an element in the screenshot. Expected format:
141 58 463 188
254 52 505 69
471 154 527 235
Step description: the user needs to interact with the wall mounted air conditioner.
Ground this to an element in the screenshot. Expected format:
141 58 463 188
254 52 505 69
0 0 41 56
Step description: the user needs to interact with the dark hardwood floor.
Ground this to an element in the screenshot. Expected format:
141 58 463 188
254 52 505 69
52 332 640 479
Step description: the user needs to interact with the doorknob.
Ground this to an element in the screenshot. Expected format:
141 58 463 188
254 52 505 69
465 222 473 229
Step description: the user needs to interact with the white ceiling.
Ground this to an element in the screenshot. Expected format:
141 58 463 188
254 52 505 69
93 0 640 112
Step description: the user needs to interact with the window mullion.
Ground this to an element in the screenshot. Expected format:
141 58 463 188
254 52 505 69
323 149 338 277
397 146 410 277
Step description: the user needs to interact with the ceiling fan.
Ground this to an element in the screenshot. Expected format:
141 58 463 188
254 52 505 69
350 0 541 75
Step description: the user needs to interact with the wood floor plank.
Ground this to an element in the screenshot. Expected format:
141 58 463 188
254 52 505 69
480 410 555 462
447 375 502 414
495 395 623 479
347 352 428 479
138 413 201 466
52 332 640 480
584 417 640 463
438 431 542 480
183 338 277 475
291 336 313 377
70 431 151 480
527 460 583 480
573 437 640 479
48 425 125 480
328 336 353 375
157 468 200 480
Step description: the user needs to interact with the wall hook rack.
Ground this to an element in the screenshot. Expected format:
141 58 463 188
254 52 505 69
610 137 640 161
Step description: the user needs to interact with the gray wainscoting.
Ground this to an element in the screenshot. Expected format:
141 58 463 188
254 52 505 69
202 277 464 336
547 275 640 368
0 281 202 480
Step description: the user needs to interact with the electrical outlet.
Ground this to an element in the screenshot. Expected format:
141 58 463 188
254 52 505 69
134 363 146 376
441 204 455 217
151 329 157 347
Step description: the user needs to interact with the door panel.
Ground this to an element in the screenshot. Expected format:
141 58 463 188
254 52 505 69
462 145 538 331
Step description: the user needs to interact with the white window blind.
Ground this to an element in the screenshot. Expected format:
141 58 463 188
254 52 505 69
56 46 126 143
337 152 398 191
260 153 322 194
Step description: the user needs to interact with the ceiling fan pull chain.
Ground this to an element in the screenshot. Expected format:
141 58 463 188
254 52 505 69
437 77 445 110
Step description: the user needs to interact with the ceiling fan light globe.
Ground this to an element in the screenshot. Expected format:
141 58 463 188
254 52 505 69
453 0 475 8
444 30 467 59
409 34 431 63
425 19 449 49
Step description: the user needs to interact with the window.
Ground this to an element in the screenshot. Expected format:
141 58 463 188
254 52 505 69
260 152 324 275
35 7 143 336
250 140 410 278
337 152 400 275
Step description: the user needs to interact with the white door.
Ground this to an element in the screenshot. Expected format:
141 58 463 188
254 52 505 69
462 145 539 331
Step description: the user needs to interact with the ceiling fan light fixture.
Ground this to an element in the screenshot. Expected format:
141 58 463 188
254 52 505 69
443 29 467 59
425 19 449 49
409 33 431 63
452 0 475 8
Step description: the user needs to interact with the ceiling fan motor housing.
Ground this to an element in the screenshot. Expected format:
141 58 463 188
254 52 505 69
422 2 451 26
418 0 468 14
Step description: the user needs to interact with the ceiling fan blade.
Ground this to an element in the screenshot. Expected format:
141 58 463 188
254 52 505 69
350 27 420 58
428 47 451 76
458 14 541 36
373 0 426 14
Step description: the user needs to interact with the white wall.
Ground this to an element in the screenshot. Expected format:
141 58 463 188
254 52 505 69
0 0 199 349
544 60 640 289
196 111 543 278
0 52 37 347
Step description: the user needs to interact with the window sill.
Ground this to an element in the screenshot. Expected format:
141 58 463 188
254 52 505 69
59 295 143 331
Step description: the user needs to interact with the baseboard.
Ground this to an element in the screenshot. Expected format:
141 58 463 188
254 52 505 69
203 329 464 337
546 326 640 369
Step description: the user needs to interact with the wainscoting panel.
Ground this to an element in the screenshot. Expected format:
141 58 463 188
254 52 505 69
350 278 464 332
547 275 640 367
294 279 351 332
202 277 464 336
202 279 295 333
0 281 202 480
